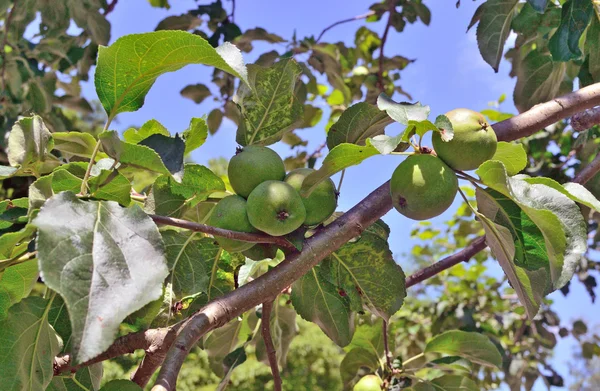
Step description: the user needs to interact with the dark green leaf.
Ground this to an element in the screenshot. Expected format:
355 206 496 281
548 0 593 61
424 330 502 368
34 192 168 363
180 83 211 104
7 115 60 176
0 259 38 320
139 134 185 176
99 380 143 391
48 363 103 391
235 58 304 146
207 109 224 134
586 16 600 82
95 31 247 120
475 0 519 72
513 50 566 112
327 102 393 149
155 13 201 31
527 0 548 13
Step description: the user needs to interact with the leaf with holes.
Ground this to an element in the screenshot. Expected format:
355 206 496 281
34 192 168 363
235 58 304 146
95 30 247 120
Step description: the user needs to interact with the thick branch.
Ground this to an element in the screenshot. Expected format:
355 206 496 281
315 11 375 43
151 82 600 391
261 300 282 391
571 106 600 131
150 214 295 250
494 83 600 141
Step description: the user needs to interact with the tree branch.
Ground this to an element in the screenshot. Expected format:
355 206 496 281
494 83 600 141
149 214 296 250
377 1 396 91
261 299 282 391
104 0 118 16
315 11 375 43
571 106 600 131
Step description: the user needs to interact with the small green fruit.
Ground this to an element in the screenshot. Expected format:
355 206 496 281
242 243 279 261
284 168 337 226
209 195 257 252
432 108 497 171
228 145 286 198
247 180 306 236
390 154 458 220
353 375 382 391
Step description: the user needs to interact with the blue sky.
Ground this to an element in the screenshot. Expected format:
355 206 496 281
76 0 597 388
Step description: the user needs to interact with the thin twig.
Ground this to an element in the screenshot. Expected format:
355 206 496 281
1 0 18 101
315 11 376 43
229 0 236 22
377 1 396 91
337 169 346 193
261 299 282 391
149 214 296 250
382 320 392 370
104 0 118 16
303 142 327 164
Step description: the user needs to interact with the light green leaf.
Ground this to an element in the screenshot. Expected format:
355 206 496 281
321 231 406 321
340 347 380 388
587 16 600 81
476 188 548 319
300 143 379 197
367 134 409 155
430 375 479 391
491 142 527 176
95 30 247 120
123 119 170 144
424 330 502 368
52 132 101 159
99 380 143 391
377 93 430 125
7 115 60 176
291 267 354 347
0 259 38 320
34 192 169 363
522 178 600 213
235 58 304 146
183 117 208 155
477 161 586 292
0 296 61 391
326 102 393 149
548 0 593 61
475 0 519 72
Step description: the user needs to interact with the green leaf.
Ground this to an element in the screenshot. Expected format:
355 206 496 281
183 117 208 155
216 347 247 391
204 315 254 376
340 347 380 387
430 375 479 391
0 296 61 391
7 115 60 176
475 0 519 72
234 58 304 146
95 30 247 120
291 266 354 347
477 161 586 292
513 50 566 112
180 83 211 104
34 192 169 363
548 0 593 61
48 363 103 391
476 188 548 319
0 225 36 264
99 380 143 391
155 13 202 31
123 119 170 144
255 300 298 368
490 142 527 176
345 319 385 355
68 0 110 45
424 330 502 368
367 134 409 155
377 93 430 125
586 16 600 81
52 132 101 159
326 102 393 149
522 178 600 213
434 114 454 142
300 143 379 197
321 231 406 321
527 0 548 12
0 259 38 320
207 109 224 134
48 295 73 353
147 163 225 218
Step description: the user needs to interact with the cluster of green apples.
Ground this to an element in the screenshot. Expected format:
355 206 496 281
209 146 337 255
390 108 498 221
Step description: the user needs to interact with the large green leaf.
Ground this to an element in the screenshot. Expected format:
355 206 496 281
7 115 60 176
476 188 548 318
34 192 169 363
477 161 586 292
475 0 519 72
291 266 354 347
327 102 393 149
321 231 406 321
95 30 247 120
0 296 61 391
513 50 566 112
548 0 593 61
490 142 527 176
424 330 502 368
300 143 379 197
521 177 600 213
235 58 304 146
0 259 39 320
52 132 102 159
